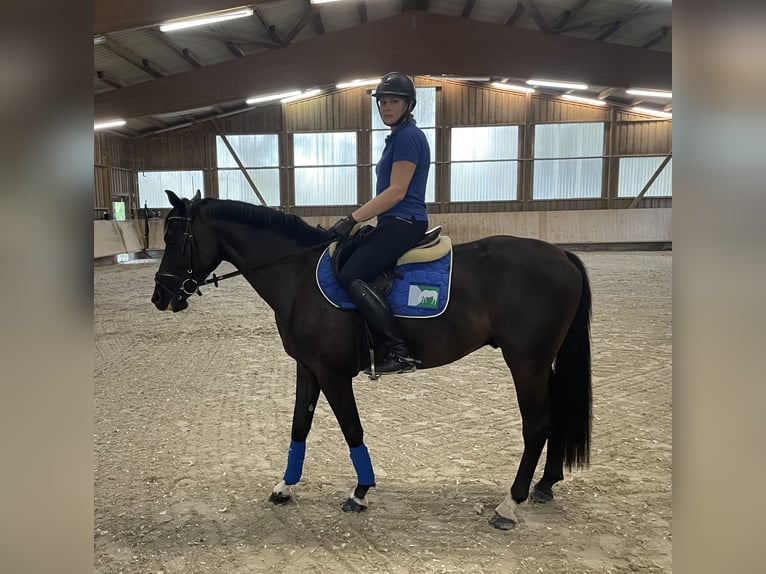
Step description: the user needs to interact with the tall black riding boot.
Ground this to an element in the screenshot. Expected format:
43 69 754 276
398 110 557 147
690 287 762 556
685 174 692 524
348 279 417 374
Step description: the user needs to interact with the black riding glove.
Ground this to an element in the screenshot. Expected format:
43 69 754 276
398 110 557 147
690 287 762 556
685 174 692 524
328 214 357 239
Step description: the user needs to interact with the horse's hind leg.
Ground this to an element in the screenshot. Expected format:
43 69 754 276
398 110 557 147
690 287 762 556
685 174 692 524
490 359 551 530
270 362 321 505
531 368 564 504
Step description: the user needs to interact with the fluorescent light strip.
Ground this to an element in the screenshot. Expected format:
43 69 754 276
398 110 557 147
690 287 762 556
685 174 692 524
159 8 254 32
626 88 672 98
491 82 535 93
526 79 588 90
336 78 380 88
281 89 321 103
246 90 301 104
435 75 491 82
562 94 606 106
310 0 342 4
94 120 126 130
632 106 672 118
93 35 105 45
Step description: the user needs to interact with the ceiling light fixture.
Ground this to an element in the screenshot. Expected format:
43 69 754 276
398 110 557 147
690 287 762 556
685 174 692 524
281 89 321 103
526 79 588 90
626 88 672 98
94 119 126 130
93 35 105 46
246 90 302 104
310 0 343 4
336 78 380 89
632 106 672 118
562 94 607 106
159 7 254 32
433 75 491 82
491 82 535 93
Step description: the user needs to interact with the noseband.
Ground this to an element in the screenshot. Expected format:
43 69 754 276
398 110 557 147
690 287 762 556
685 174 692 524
154 215 202 304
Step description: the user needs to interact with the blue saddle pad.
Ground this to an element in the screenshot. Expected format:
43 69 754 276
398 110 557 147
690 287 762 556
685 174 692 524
315 246 453 318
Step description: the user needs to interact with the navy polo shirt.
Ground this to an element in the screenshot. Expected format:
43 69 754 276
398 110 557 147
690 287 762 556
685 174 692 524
374 120 430 222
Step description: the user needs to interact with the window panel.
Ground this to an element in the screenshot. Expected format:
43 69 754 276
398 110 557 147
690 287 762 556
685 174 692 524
216 134 278 168
533 159 603 199
294 167 357 205
138 171 204 208
293 132 357 206
618 157 673 197
450 126 519 201
533 123 604 199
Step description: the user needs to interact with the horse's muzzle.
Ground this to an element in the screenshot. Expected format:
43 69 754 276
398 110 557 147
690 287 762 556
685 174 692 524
151 287 188 312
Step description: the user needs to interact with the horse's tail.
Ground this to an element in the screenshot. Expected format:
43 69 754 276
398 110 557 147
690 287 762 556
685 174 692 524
551 251 592 470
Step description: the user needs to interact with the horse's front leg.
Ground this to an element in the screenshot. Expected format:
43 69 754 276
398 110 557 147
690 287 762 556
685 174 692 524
270 361 321 505
320 375 375 512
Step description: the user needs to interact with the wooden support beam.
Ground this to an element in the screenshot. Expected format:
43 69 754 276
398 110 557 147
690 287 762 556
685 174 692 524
520 0 552 33
553 0 592 31
627 151 672 208
461 0 477 19
505 3 525 26
283 7 318 46
150 29 202 68
594 20 626 41
211 119 269 207
96 70 124 89
102 35 165 78
190 30 280 50
254 7 284 45
642 26 670 49
225 41 246 58
358 1 368 24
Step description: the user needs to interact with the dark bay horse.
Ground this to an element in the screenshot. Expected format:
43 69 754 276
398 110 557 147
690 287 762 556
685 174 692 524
151 190 592 530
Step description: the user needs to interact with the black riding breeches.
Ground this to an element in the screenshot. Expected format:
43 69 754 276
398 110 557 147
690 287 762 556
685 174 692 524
337 216 428 291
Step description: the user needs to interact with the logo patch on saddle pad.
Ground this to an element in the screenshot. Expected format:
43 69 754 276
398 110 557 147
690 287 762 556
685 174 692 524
315 240 453 318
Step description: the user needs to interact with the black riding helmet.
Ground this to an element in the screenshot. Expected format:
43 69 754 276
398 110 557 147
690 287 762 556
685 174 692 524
373 72 417 126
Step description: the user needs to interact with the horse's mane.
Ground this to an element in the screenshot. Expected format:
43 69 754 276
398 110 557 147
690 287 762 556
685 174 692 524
198 198 330 247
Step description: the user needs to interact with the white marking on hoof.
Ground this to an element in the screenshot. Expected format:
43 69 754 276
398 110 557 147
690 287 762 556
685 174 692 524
494 493 519 523
272 479 290 496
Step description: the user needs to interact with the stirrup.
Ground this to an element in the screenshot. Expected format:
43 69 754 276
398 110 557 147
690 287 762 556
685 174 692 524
365 352 419 377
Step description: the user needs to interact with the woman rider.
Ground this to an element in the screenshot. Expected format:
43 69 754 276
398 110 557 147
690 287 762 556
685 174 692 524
328 72 430 374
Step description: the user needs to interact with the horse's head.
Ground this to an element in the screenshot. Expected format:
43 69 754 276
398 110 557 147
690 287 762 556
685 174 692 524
151 189 222 312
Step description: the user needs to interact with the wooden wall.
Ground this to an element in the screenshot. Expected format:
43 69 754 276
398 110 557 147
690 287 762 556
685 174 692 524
95 76 672 219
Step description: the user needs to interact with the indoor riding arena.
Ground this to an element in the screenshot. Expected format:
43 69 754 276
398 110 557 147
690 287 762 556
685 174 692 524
94 2 672 573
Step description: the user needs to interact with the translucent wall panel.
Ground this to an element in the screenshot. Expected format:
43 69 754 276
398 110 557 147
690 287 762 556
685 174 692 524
451 126 519 201
534 122 604 158
370 128 435 203
138 171 204 208
217 169 280 205
216 135 278 168
618 157 673 197
533 159 603 199
533 123 604 199
294 132 356 166
293 132 357 205
294 167 357 205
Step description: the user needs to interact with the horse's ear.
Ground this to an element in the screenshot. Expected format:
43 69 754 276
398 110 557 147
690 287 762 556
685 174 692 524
193 189 201 202
165 190 183 209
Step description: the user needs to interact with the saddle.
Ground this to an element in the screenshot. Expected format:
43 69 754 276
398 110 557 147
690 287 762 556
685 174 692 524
330 225 446 296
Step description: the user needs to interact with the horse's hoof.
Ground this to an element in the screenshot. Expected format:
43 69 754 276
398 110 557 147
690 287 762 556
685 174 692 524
530 487 554 504
269 492 292 505
341 497 367 513
488 512 517 530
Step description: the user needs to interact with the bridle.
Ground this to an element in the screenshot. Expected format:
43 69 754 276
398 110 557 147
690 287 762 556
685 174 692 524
153 214 204 306
154 209 334 307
